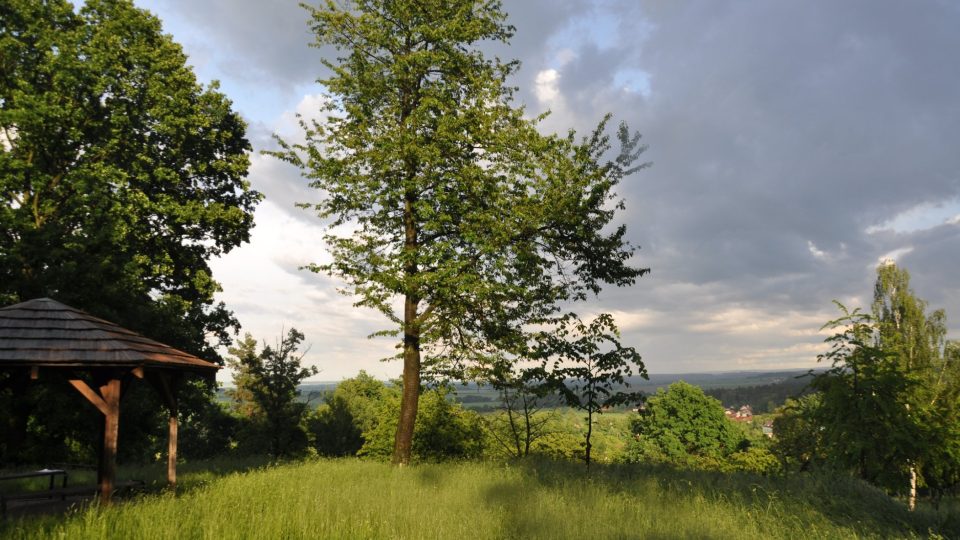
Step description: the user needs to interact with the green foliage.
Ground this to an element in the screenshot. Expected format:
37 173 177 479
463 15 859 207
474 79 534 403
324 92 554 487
0 0 258 467
308 371 386 457
794 264 960 505
306 373 485 462
727 446 780 475
810 304 918 489
771 394 826 472
629 381 740 462
176 396 240 461
227 329 318 458
0 0 260 359
273 0 648 463
536 313 645 466
360 384 486 462
308 395 365 457
480 361 556 459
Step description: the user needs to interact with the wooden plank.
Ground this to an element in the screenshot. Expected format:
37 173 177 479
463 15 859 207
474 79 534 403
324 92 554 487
68 379 109 416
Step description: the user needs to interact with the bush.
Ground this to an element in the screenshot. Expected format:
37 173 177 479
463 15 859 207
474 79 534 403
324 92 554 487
360 385 485 462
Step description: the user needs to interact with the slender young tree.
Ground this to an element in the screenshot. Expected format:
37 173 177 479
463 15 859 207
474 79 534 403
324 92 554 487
536 313 646 467
482 360 555 458
275 0 648 464
228 329 318 458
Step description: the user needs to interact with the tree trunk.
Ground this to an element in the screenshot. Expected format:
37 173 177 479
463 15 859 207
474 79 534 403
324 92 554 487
908 465 917 511
393 188 421 465
522 394 532 458
393 293 421 465
504 390 522 458
585 409 593 469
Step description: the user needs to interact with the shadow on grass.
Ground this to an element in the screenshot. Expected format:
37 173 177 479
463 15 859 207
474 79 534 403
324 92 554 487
0 454 276 528
482 458 960 539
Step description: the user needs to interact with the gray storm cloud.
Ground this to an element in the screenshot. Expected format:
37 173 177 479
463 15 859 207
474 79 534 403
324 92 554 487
138 0 960 376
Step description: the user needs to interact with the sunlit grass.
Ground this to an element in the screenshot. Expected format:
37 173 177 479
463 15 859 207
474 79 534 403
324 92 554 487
3 458 956 539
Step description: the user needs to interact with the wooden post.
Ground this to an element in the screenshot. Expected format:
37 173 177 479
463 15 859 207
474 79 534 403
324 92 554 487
68 377 121 504
150 372 179 489
100 378 121 503
168 413 178 487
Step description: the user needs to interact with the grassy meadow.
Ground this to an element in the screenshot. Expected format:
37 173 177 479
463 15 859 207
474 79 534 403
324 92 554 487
3 458 957 539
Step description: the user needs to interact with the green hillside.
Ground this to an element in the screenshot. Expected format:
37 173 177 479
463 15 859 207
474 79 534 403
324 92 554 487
4 458 956 539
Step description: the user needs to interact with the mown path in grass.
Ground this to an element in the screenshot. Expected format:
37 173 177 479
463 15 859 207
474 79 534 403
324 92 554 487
3 459 956 539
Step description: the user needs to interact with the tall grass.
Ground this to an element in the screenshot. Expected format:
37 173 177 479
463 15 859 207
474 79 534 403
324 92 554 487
3 458 956 539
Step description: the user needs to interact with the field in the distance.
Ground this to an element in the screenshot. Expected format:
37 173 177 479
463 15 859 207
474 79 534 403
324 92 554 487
216 368 816 406
3 458 955 539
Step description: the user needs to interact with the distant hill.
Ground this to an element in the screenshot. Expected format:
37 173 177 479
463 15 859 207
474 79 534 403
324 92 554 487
216 369 817 412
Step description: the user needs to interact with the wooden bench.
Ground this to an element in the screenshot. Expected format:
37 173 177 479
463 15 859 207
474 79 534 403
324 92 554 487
1 478 144 517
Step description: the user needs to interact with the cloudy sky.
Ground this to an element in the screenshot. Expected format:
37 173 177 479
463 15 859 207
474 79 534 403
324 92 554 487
134 0 960 382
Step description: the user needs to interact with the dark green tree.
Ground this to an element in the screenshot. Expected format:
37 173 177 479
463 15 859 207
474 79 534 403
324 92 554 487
629 380 740 465
309 371 387 457
870 264 957 508
0 0 260 359
810 303 919 493
537 313 645 467
809 264 960 510
275 0 648 464
228 329 318 458
771 394 826 472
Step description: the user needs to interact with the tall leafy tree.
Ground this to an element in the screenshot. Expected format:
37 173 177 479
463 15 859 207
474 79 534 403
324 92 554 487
228 329 318 458
0 0 260 358
871 264 955 508
276 0 648 464
808 265 960 509
811 304 918 490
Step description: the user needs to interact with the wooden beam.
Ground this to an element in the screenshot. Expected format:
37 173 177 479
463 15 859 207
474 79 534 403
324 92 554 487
29 366 39 380
68 379 109 416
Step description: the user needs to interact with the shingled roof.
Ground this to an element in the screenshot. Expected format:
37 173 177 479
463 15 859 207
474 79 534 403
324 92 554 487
0 298 218 372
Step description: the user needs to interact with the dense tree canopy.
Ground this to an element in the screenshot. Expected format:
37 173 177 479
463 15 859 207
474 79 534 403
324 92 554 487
0 0 260 358
807 264 960 507
278 0 647 465
228 329 318 458
631 381 740 462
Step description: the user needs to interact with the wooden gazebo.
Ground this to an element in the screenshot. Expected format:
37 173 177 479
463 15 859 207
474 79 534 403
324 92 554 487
0 298 219 502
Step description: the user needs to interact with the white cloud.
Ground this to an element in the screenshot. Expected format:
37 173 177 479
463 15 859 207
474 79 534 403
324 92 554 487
807 240 827 260
877 246 914 266
535 68 561 104
866 199 960 234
